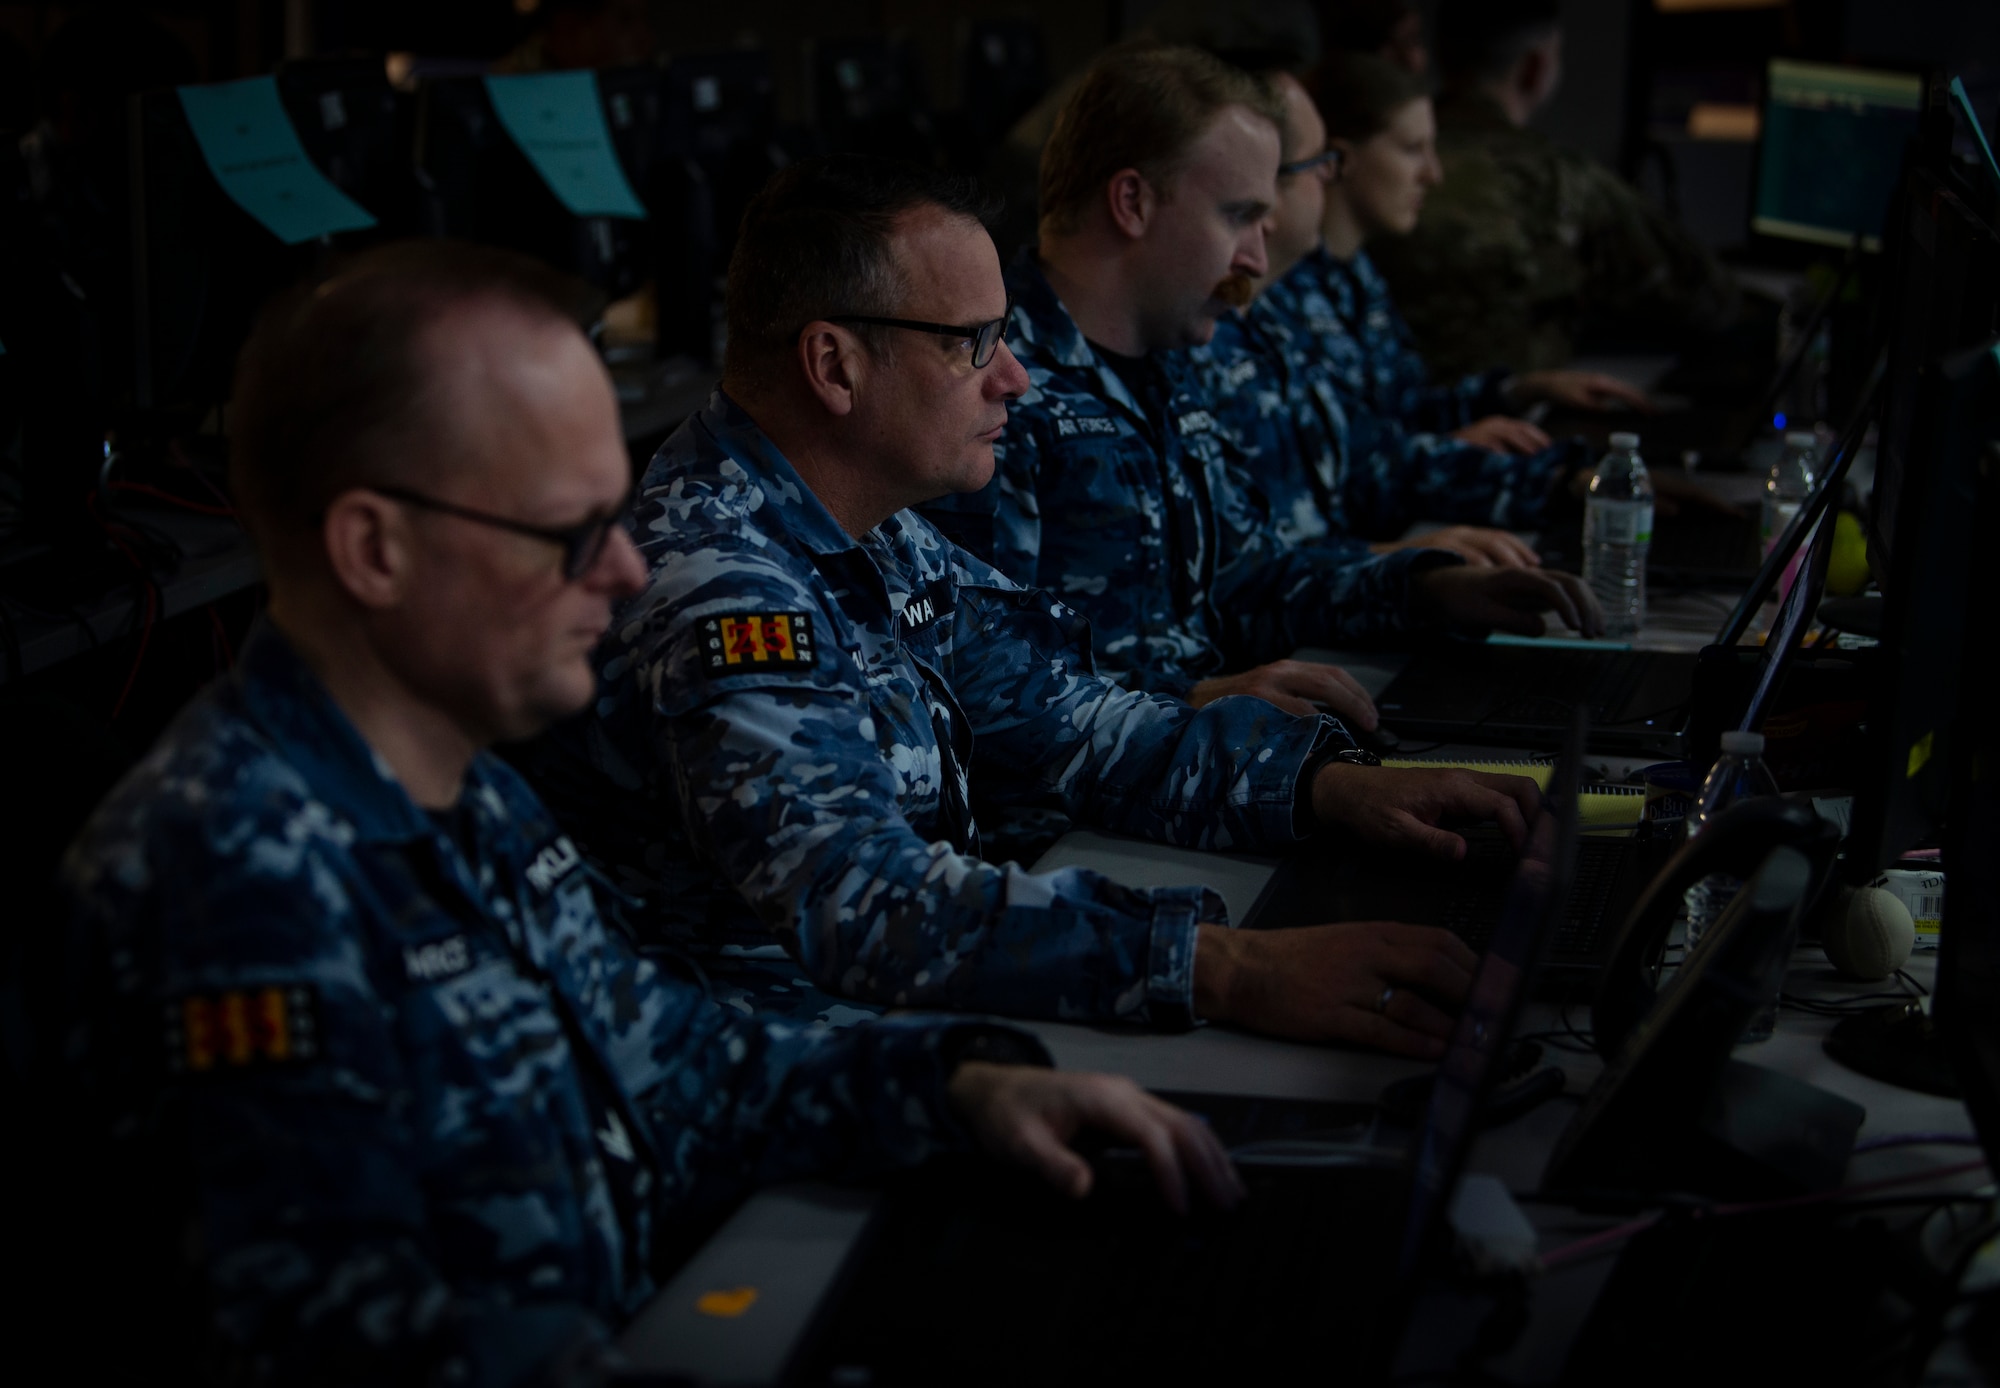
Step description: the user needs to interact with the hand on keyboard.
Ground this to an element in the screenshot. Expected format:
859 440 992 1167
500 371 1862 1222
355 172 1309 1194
1411 565 1606 639
1309 763 1542 860
1451 415 1552 455
1192 920 1480 1057
948 1065 1247 1214
1370 525 1541 569
1190 658 1379 729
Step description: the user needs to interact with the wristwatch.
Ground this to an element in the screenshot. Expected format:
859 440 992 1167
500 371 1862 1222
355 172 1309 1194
1328 747 1382 768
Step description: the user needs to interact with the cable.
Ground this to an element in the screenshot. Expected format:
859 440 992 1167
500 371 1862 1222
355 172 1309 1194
1539 1159 1993 1270
105 480 236 518
109 583 158 723
1852 1134 1985 1155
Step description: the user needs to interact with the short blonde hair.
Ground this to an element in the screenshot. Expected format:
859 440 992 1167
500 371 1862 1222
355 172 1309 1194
1038 44 1285 236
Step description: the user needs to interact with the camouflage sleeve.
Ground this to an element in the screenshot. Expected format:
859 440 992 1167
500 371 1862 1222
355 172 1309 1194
64 814 613 1387
641 532 1239 1024
1340 411 1585 535
623 1002 1048 1219
1207 442 1460 655
935 558 1347 850
1395 363 1515 435
1374 297 1510 433
662 680 1219 1024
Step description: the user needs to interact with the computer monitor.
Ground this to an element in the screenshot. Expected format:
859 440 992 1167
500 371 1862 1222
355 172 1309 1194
1753 59 1923 252
129 88 331 419
414 73 650 304
1869 163 2000 581
1842 337 1999 883
275 58 419 237
655 50 782 364
1936 410 2000 1167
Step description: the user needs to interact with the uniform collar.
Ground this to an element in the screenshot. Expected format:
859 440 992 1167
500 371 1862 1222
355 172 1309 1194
230 619 490 847
685 388 871 561
1006 250 1155 423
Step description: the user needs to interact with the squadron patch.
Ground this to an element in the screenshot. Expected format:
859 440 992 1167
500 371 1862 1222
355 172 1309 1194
702 612 816 673
164 985 321 1074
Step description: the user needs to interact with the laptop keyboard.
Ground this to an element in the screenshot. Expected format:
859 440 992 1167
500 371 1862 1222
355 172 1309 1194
1444 834 1629 958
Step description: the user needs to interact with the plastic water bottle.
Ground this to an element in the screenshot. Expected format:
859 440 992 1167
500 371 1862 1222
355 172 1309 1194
1761 430 1818 557
1582 432 1654 639
1682 731 1784 1039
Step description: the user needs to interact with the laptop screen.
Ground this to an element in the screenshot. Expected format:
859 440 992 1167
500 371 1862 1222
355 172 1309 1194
1737 497 1836 735
1397 718 1584 1277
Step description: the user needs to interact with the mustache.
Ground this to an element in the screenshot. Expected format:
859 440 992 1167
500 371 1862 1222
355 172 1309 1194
1213 272 1257 308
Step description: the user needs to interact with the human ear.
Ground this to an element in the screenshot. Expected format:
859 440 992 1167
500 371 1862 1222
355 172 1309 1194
796 323 865 417
1106 168 1156 240
322 490 414 610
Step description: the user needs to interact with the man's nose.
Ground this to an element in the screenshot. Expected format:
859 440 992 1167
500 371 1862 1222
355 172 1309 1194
1237 222 1270 279
987 338 1031 401
596 525 649 598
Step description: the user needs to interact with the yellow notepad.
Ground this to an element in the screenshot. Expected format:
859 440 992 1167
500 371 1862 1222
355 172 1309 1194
1382 758 1643 832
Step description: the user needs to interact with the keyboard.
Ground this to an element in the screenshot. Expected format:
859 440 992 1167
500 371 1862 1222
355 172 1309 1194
1442 834 1629 959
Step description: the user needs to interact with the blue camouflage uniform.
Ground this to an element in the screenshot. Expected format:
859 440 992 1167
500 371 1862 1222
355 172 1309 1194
920 253 1454 701
60 622 1038 1386
520 389 1349 1026
1314 245 1512 435
1203 244 1583 544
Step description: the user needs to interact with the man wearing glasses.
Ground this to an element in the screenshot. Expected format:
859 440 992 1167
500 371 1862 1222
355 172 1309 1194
524 153 1543 1055
57 241 1247 1379
1193 53 1640 575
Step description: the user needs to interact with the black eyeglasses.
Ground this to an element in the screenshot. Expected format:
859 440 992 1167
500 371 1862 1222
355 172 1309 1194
366 484 635 581
827 294 1014 369
1278 147 1345 179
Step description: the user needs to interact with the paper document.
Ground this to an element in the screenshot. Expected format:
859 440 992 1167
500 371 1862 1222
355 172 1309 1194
176 76 376 245
483 71 647 220
1383 758 1643 831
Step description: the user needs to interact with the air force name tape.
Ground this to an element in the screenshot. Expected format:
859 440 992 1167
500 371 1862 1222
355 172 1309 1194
702 611 815 673
165 985 321 1073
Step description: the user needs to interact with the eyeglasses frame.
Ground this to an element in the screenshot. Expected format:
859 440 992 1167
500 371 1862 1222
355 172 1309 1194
363 483 636 581
825 293 1015 369
1278 147 1346 179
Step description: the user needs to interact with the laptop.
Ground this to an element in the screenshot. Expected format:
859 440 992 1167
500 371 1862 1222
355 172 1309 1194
1375 374 1875 758
1306 521 1838 986
790 720 1586 1386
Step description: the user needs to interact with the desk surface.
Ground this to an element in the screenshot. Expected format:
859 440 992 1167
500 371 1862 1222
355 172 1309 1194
622 817 1976 1384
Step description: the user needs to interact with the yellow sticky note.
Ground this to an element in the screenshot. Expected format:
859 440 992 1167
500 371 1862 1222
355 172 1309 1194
695 1286 759 1318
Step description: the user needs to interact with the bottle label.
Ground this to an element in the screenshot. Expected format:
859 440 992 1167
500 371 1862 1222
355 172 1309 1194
1587 501 1654 546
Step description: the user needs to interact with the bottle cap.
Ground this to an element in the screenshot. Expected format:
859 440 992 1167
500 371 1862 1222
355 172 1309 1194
1719 730 1766 755
1608 432 1641 450
1785 430 1817 449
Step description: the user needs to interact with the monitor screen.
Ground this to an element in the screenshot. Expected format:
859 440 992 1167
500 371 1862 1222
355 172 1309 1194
1754 60 1922 251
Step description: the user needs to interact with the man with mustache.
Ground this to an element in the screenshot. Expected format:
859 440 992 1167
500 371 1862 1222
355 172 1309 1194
522 153 1540 1056
54 242 1247 1384
921 44 1601 735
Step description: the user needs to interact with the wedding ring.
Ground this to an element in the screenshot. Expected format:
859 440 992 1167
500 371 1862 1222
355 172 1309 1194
1375 985 1396 1014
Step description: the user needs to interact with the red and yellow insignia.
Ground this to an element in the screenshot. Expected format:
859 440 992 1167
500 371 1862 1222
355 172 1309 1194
701 612 816 673
164 985 321 1074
